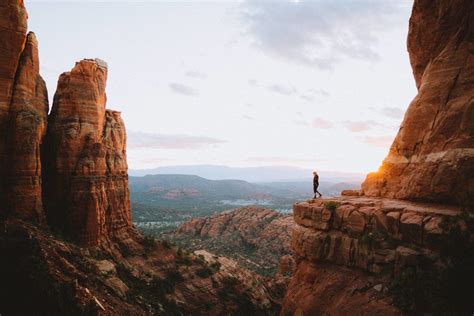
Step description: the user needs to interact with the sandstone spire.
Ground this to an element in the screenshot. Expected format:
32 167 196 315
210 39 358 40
5 32 49 222
0 0 28 216
44 59 132 246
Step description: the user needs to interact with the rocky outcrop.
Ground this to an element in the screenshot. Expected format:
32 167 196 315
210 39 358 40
283 196 473 314
5 32 48 222
174 207 296 276
0 1 48 221
0 2 28 196
362 0 474 205
43 59 133 247
0 0 134 247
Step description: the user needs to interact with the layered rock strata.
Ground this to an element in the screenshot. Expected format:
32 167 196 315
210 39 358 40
43 59 132 247
0 1 28 184
362 0 474 205
5 32 48 222
282 196 472 314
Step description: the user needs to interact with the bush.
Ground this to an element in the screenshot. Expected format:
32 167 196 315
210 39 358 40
324 201 340 212
196 266 213 278
160 239 172 249
142 235 156 250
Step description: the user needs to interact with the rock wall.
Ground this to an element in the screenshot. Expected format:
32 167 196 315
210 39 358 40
282 196 473 314
0 0 48 223
362 0 474 205
5 32 49 222
0 0 28 163
43 59 132 247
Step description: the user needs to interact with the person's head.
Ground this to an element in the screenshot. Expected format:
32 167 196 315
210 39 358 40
313 171 317 175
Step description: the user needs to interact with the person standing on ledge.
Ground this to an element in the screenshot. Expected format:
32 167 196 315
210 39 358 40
313 171 322 199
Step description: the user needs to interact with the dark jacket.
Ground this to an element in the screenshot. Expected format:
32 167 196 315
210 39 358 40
313 174 319 190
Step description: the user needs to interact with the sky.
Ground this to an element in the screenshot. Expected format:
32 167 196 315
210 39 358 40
26 0 416 174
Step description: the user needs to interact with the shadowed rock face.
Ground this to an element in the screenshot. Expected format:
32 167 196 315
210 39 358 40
362 0 474 205
5 32 49 222
0 0 28 215
0 0 48 222
43 59 132 246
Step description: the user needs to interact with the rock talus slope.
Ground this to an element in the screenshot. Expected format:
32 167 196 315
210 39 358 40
362 0 474 205
174 206 296 275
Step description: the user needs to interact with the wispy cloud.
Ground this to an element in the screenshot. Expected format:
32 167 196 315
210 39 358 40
380 106 404 119
248 79 259 87
185 70 206 79
241 0 407 69
312 118 335 129
342 120 377 132
300 88 330 101
245 156 325 163
267 83 297 95
128 131 226 150
361 135 394 148
169 83 199 96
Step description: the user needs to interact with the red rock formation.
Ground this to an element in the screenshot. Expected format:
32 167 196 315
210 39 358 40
283 196 472 314
0 0 28 215
5 32 48 222
175 207 296 274
362 0 474 205
44 59 132 247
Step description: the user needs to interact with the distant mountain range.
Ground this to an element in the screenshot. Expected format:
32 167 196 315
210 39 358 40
129 174 361 229
129 164 365 183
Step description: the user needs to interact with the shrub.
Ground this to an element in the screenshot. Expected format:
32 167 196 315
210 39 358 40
324 201 340 212
196 266 213 278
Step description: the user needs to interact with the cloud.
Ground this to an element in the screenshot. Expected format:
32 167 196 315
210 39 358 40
294 119 310 126
380 106 404 119
300 88 330 101
169 83 199 96
240 0 407 69
245 156 325 163
185 70 206 79
248 79 259 87
312 118 334 129
127 131 226 150
342 120 377 132
267 83 297 95
361 135 394 148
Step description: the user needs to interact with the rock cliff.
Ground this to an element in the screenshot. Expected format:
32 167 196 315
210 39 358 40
282 196 473 314
5 32 49 222
284 1 474 314
362 0 474 205
0 1 47 221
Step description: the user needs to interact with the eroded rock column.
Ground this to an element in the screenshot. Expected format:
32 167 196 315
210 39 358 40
44 59 132 246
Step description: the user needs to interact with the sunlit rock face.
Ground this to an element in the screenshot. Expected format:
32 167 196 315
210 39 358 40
362 0 474 205
44 59 132 246
5 32 49 222
0 0 48 222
